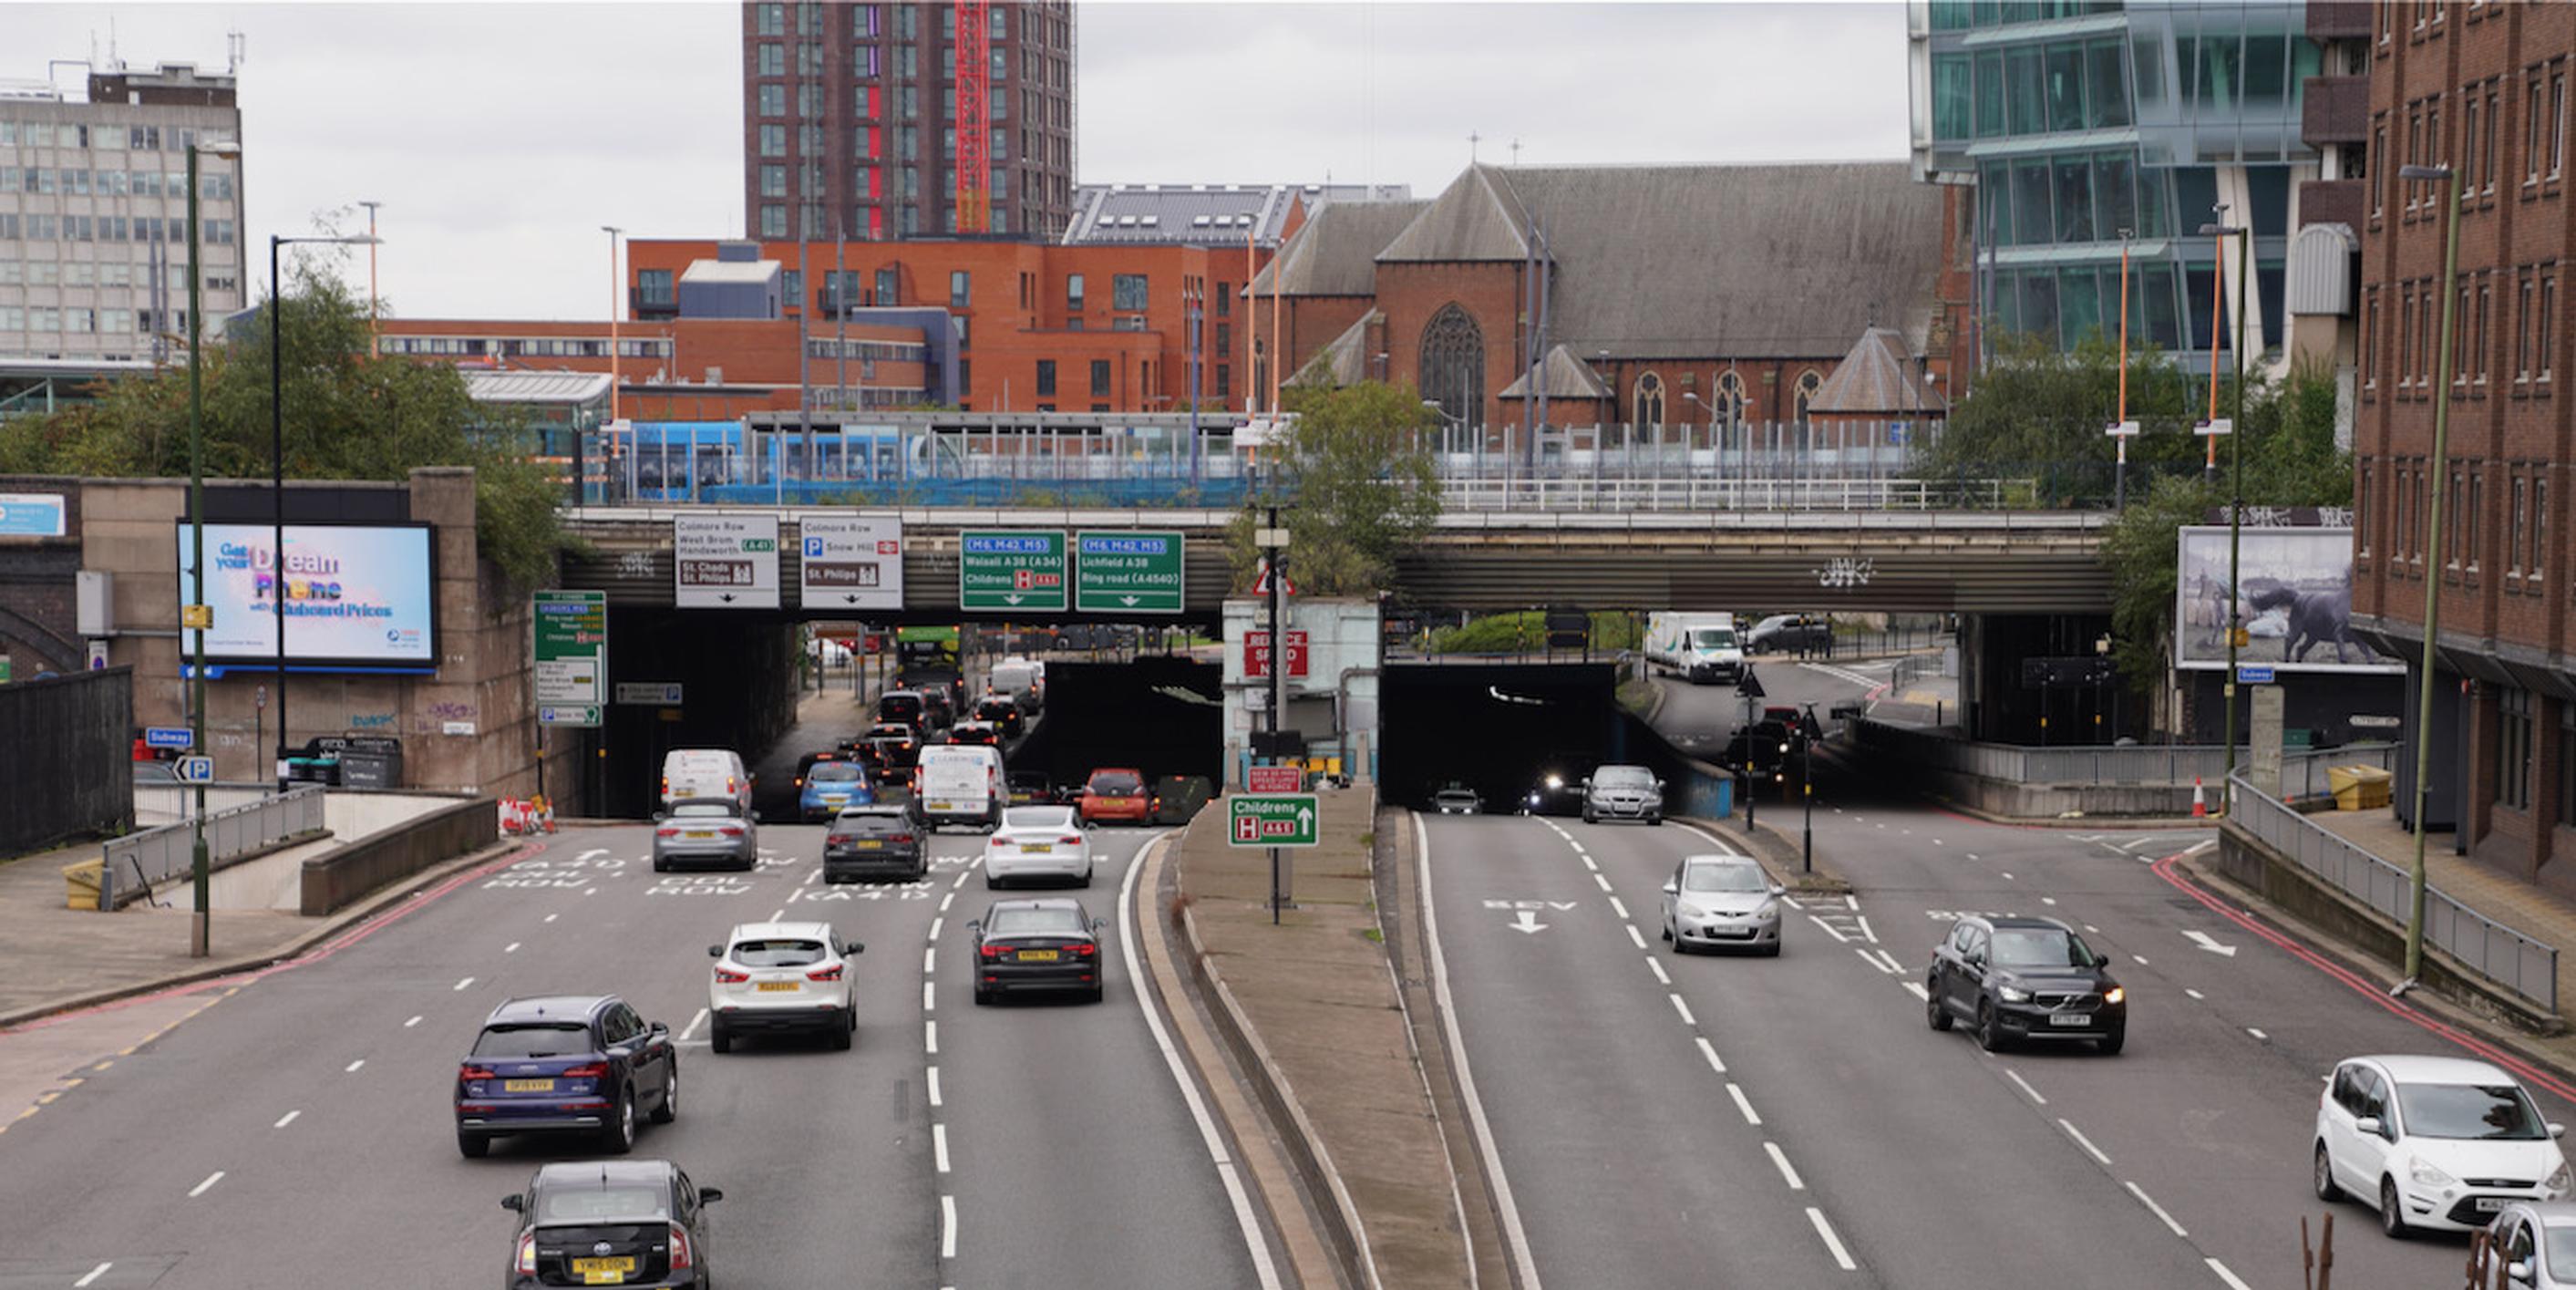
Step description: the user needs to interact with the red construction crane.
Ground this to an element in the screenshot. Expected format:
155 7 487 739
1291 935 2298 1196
953 0 991 233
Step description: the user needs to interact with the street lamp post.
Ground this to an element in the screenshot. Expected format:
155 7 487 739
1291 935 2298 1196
1800 704 1816 873
268 232 381 792
2199 217 2249 810
2397 162 2465 990
184 138 241 958
357 200 382 360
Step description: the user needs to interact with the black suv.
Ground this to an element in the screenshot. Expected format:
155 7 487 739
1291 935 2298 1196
1925 915 2127 1055
456 995 680 1158
822 802 927 882
501 1158 720 1288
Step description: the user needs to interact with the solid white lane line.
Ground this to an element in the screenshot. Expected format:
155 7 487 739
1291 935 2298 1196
2207 1257 2255 1290
1646 956 1671 986
504 942 520 953
76 1264 111 1287
1806 1208 1857 1271
273 1109 301 1129
2059 1119 2112 1166
925 1020 938 1055
403 1016 422 1028
1592 872 1613 893
1625 924 1649 951
2247 1027 2268 1040
1726 1083 1762 1125
1854 914 1878 944
188 1171 223 1197
1874 949 1909 975
1806 914 1850 944
345 1059 364 1073
544 913 559 924
2003 1069 2047 1105
941 1193 958 1259
1607 895 1629 920
680 1008 708 1042
1415 817 1541 1290
2126 1181 2188 1236
922 982 936 1012
1669 994 1696 1026
1764 1141 1807 1190
453 976 474 991
1854 947 1895 975
1902 981 1931 1002
929 916 945 941
1696 1037 1726 1074
927 1065 943 1108
933 1122 951 1172
1780 894 1804 910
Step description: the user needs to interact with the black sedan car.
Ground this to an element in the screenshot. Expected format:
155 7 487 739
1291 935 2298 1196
1925 915 2127 1055
822 802 927 882
968 897 1108 1005
972 694 1025 738
456 996 679 1159
1521 770 1586 817
1006 771 1056 807
501 1159 720 1289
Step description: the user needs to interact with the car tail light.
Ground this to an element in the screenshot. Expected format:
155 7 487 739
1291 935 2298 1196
1069 943 1097 957
460 1065 499 1081
655 827 678 839
713 967 749 985
726 776 738 795
515 1232 537 1275
807 964 844 982
718 826 744 838
1060 835 1083 844
659 776 669 798
890 833 914 844
562 1062 609 1078
978 944 1006 960
668 1222 694 1270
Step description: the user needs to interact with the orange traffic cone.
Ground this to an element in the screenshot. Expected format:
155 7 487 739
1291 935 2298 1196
2190 778 2207 819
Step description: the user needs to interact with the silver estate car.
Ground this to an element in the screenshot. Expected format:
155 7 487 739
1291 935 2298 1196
654 797 758 872
1659 853 1785 955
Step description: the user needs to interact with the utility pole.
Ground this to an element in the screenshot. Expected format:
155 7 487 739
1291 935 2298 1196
1801 704 1815 873
2199 211 2246 809
185 139 235 956
2398 163 2464 989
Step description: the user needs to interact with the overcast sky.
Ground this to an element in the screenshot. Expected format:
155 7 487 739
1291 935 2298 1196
9 2 1907 320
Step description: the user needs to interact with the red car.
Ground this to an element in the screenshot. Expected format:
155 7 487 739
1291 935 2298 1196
1077 768 1152 826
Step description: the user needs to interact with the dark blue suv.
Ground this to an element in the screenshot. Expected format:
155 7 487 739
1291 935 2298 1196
456 996 679 1159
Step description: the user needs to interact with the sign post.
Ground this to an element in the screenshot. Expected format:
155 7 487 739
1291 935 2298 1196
1229 791 1317 925
958 530 1067 613
532 590 606 728
1073 531 1184 614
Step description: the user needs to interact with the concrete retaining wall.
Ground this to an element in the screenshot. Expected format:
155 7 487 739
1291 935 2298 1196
1911 765 2200 819
299 795 497 915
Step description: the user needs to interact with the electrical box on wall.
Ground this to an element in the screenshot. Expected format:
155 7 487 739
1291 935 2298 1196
76 570 115 636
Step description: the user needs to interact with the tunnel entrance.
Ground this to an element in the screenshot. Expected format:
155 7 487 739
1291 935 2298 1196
1380 663 1632 811
582 609 802 820
1008 656 1223 797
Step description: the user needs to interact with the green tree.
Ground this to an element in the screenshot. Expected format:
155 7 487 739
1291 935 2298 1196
1224 381 1441 595
1922 331 2215 505
0 268 568 591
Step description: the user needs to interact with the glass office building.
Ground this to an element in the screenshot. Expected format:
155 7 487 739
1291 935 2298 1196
1910 0 2322 369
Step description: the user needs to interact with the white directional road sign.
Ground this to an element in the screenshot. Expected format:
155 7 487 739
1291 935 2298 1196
799 515 903 611
675 514 781 609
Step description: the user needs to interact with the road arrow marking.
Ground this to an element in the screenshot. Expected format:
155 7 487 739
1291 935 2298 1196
2184 930 2238 956
1509 911 1548 934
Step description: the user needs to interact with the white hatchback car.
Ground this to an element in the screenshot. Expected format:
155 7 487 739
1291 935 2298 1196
982 805 1093 889
706 922 864 1054
2315 1053 2572 1236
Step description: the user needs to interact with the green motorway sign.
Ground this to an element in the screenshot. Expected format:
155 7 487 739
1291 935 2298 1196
531 590 607 725
1074 531 1185 614
1227 793 1319 848
958 530 1068 613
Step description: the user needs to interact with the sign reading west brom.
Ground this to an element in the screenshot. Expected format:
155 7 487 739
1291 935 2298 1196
675 514 781 609
799 516 903 611
1074 530 1184 614
958 530 1067 613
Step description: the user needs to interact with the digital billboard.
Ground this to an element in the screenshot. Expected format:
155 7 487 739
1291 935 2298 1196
2173 527 2399 674
176 522 438 668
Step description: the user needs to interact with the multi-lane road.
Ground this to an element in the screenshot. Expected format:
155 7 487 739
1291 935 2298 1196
1411 656 2571 1288
0 820 1262 1287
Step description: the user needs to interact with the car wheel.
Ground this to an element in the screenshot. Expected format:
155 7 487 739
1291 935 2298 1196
651 1066 678 1124
1080 864 1094 888
1582 810 1596 825
1760 941 1782 958
2379 1176 2409 1238
829 1010 853 1051
601 1089 636 1154
2313 1141 2343 1202
1648 814 1664 827
984 872 1001 890
1975 1000 2004 1051
2096 1027 2125 1056
456 1130 489 1159
710 1025 732 1056
1925 985 1953 1031
1088 982 1106 1004
973 985 994 1006
653 856 668 873
1660 918 1673 943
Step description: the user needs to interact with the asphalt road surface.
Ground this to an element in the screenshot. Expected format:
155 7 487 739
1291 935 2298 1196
0 820 1257 1288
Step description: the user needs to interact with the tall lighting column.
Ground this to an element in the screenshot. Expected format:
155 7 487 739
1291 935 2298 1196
2199 217 2248 810
2396 162 2464 990
184 137 241 958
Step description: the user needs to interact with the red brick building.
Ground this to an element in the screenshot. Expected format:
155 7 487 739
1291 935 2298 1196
2348 0 2576 885
1244 161 1975 436
378 315 932 422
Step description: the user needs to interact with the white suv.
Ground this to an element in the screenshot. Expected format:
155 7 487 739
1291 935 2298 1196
2315 1053 2572 1236
707 922 864 1054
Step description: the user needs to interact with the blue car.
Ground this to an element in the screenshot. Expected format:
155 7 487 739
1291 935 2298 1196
456 995 678 1159
799 760 875 821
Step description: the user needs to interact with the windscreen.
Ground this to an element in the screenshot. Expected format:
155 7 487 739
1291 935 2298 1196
2545 1225 2576 1282
830 812 907 836
809 763 863 783
730 938 826 967
1988 928 2096 968
1005 807 1075 831
669 802 734 819
879 696 922 718
539 1188 668 1223
988 906 1087 936
472 1023 592 1058
1089 771 1143 795
2395 1082 2550 1140
1683 863 1767 893
1594 766 1654 787
1691 629 1737 649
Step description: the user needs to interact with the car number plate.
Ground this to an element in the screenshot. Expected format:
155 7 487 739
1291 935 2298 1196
572 1255 635 1282
502 1078 555 1092
1018 949 1060 962
684 830 716 840
1021 842 1052 853
2477 1196 2509 1213
851 840 883 849
929 800 955 812
757 981 799 992
2047 1013 2090 1027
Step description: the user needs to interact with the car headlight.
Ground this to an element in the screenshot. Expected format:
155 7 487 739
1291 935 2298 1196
1754 900 1779 920
2104 986 2126 1005
2548 1161 2571 1193
2409 1158 2458 1189
1997 986 2032 1004
1545 776 1564 789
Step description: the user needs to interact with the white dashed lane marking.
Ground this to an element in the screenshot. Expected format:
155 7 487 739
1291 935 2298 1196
188 1171 223 1198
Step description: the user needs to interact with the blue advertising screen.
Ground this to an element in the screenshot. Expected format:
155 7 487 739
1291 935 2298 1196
176 522 437 666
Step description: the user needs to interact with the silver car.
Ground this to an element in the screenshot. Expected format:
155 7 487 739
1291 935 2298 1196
2487 1202 2576 1287
1582 764 1664 825
654 797 758 872
1659 853 1784 956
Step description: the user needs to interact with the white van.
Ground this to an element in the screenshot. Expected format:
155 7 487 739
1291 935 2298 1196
988 658 1043 714
662 748 752 813
1643 612 1746 685
915 743 1005 831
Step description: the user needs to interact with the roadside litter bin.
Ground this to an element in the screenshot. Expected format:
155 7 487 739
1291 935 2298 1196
2328 764 2393 811
63 858 104 911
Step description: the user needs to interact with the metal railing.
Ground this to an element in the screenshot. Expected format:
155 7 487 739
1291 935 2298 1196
2230 760 2557 1014
99 785 325 910
1436 475 2022 513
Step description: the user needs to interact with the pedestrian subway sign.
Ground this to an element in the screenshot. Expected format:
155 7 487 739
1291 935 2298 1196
1227 793 1318 848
